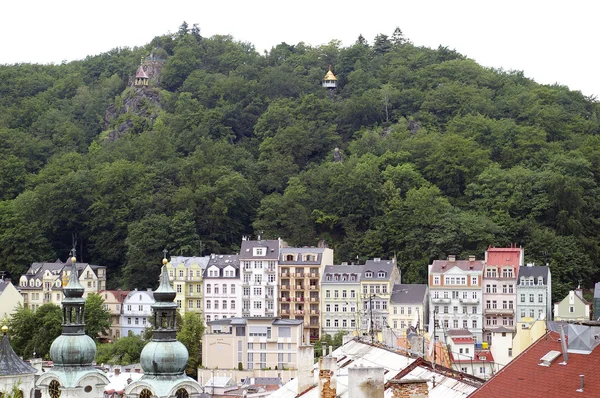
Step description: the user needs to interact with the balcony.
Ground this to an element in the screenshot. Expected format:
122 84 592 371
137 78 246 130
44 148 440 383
432 298 451 304
310 285 317 290
295 310 305 315
296 286 304 290
281 285 290 291
281 309 289 315
280 297 289 302
242 309 250 316
280 273 290 278
266 268 276 273
310 273 318 278
311 310 320 315
311 297 319 302
485 308 514 315
243 268 252 273
266 295 274 300
460 298 480 304
294 297 305 302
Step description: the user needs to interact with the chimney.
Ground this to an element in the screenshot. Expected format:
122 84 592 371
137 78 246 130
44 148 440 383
348 366 384 398
115 368 121 376
559 324 568 365
318 356 338 398
577 375 584 392
297 345 315 395
389 378 429 398
448 255 456 262
329 345 333 356
469 255 475 262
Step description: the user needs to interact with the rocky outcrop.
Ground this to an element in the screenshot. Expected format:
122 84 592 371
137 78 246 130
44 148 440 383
103 87 161 141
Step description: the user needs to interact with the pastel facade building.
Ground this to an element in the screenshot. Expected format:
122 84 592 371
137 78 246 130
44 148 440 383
203 317 304 371
389 284 428 335
240 238 283 318
482 247 523 343
121 289 154 336
553 289 590 321
516 264 551 322
98 289 130 340
166 255 210 315
446 329 495 380
428 255 484 342
0 279 24 319
320 264 363 337
359 258 401 334
278 247 333 343
204 254 241 323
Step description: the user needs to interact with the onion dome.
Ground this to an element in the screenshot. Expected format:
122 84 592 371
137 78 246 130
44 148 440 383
0 325 37 376
49 334 96 366
140 260 189 376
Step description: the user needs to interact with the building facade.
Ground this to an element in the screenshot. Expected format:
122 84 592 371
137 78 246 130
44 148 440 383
278 247 333 343
360 258 401 335
204 254 241 323
167 256 210 315
0 279 24 319
99 290 130 340
516 264 551 322
121 289 154 336
429 255 484 342
482 247 523 343
553 289 590 321
320 264 363 337
203 317 304 371
389 284 428 335
240 238 283 318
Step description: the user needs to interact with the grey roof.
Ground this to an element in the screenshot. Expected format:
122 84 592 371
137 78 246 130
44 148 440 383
595 282 600 299
390 284 428 304
0 280 9 294
517 265 549 285
279 247 326 264
204 255 240 279
240 240 280 260
362 259 397 280
272 318 303 325
242 377 283 386
0 333 37 376
430 259 484 273
169 256 210 269
322 264 364 284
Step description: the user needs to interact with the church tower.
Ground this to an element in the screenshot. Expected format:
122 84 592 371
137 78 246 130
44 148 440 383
36 251 109 398
124 257 203 398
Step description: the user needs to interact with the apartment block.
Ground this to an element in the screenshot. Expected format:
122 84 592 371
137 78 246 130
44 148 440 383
203 317 304 371
516 264 551 322
482 246 522 343
240 238 283 318
389 283 428 334
320 264 363 337
121 289 154 336
99 289 130 340
278 246 333 343
429 255 484 342
360 258 401 334
167 256 210 315
204 254 241 323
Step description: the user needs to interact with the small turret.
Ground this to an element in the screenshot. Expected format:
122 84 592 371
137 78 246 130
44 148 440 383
134 60 149 87
322 65 337 89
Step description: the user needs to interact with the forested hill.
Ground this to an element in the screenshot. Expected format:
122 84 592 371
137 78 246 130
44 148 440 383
1 25 599 298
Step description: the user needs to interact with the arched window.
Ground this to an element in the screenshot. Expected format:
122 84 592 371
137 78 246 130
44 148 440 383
175 388 189 398
139 389 153 398
49 380 61 398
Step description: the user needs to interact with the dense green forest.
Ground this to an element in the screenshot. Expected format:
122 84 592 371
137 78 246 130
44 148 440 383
1 24 599 299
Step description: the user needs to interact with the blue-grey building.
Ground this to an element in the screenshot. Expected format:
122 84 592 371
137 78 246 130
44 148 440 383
516 264 551 322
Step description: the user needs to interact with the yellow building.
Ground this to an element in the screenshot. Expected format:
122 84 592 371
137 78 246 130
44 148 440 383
359 258 401 333
512 317 547 358
166 256 209 315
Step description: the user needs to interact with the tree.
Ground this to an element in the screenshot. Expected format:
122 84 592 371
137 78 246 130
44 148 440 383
9 303 62 359
96 332 148 365
84 293 111 340
391 27 407 46
177 312 205 377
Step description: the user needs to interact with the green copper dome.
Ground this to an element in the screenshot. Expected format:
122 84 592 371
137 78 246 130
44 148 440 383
140 340 188 375
50 334 96 366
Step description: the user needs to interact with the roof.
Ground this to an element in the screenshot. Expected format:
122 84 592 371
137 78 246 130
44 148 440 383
450 350 494 364
204 255 240 279
205 376 235 388
470 330 600 397
135 65 148 79
390 284 428 304
447 329 473 337
0 333 37 376
362 259 397 280
517 265 549 285
430 260 484 273
169 256 210 269
0 280 9 294
270 339 483 398
323 66 337 81
485 247 523 267
279 247 326 264
239 240 280 260
451 337 474 344
322 264 364 284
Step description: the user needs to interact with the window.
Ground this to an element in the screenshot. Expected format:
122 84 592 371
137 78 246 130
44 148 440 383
471 276 478 286
326 290 331 298
334 319 339 327
529 294 534 303
569 306 575 313
326 319 331 327
197 284 202 293
176 284 182 293
520 294 525 303
127 317 131 325
351 290 356 298
334 304 339 312
326 304 331 312
472 306 477 314
206 300 211 309
206 285 211 294
197 300 201 308
479 367 486 375
188 300 193 309
434 276 440 285
253 287 262 296
365 271 373 278
342 290 347 298
472 320 477 328
334 290 339 298
214 301 219 309
378 271 386 278
231 300 236 309
538 294 543 303
463 320 468 328
508 348 513 357
231 284 235 294
253 301 262 309
342 319 347 328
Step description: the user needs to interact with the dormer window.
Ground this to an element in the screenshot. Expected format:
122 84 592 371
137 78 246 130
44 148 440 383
342 274 347 281
334 275 339 281
350 275 356 281
502 268 513 278
378 271 386 278
253 247 265 256
286 254 294 261
538 277 544 286
365 271 373 278
326 275 331 281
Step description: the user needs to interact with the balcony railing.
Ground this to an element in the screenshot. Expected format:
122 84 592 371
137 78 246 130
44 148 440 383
280 297 289 302
460 298 480 304
310 285 317 290
281 285 290 290
310 310 320 315
311 297 319 302
295 310 304 315
432 298 451 304
485 308 514 315
281 310 289 315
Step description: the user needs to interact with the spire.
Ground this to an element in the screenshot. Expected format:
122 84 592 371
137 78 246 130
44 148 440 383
63 248 84 298
150 254 178 341
60 248 86 335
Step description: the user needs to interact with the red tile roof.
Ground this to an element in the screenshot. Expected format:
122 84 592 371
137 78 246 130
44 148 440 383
470 331 600 397
135 65 148 79
450 350 494 364
452 337 475 344
486 247 522 267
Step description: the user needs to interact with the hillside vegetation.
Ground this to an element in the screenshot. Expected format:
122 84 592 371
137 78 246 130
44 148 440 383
1 25 599 298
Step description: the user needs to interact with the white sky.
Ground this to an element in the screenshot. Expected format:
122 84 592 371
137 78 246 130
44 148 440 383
3 1 599 97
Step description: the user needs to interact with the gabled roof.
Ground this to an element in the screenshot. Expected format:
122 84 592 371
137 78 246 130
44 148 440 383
390 284 428 304
469 331 600 397
485 246 523 267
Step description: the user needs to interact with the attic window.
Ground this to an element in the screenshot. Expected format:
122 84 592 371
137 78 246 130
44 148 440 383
326 275 331 281
480 356 486 361
334 275 339 281
365 271 373 278
378 271 386 278
350 275 356 281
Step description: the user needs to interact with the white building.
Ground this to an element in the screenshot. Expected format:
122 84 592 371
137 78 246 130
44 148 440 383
320 264 363 336
516 264 551 322
204 254 241 322
121 289 154 336
239 238 283 318
389 283 428 335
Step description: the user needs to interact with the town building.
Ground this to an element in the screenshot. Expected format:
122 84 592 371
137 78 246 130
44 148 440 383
270 338 484 398
320 264 363 337
204 254 241 322
553 288 590 321
278 246 333 343
121 289 154 337
594 282 600 321
389 283 428 335
0 279 24 319
123 259 203 398
0 323 37 397
202 317 304 371
470 323 600 397
428 255 484 342
360 258 401 336
239 238 284 318
446 329 496 379
36 255 109 397
516 263 551 322
482 246 523 343
99 289 130 340
18 257 106 310
167 255 210 315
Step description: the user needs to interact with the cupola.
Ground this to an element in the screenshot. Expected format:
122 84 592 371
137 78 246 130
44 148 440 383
322 65 337 89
